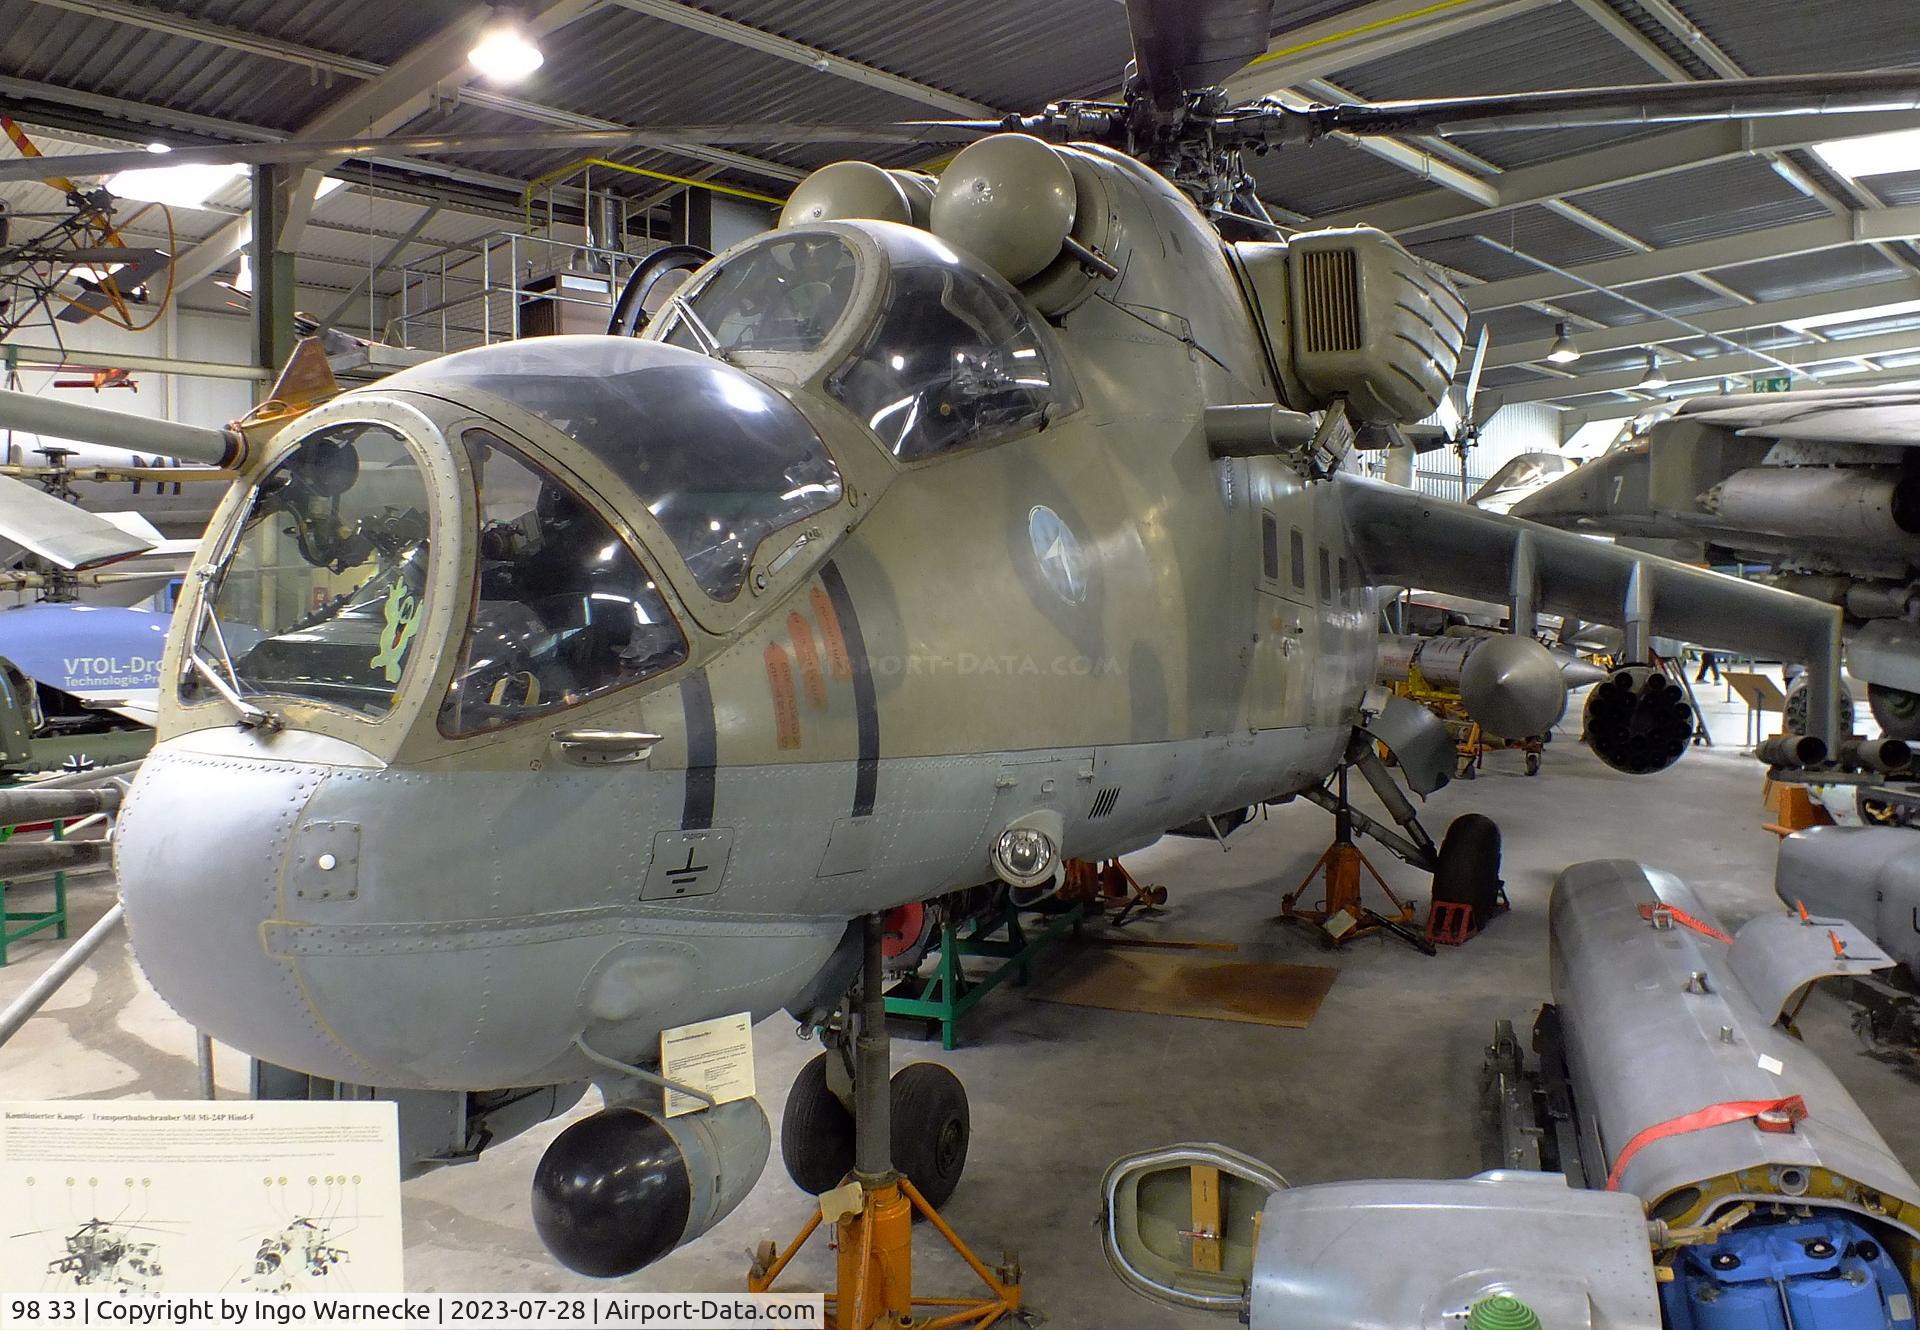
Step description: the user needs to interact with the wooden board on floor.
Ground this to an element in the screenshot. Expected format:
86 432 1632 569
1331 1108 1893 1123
1029 947 1338 1028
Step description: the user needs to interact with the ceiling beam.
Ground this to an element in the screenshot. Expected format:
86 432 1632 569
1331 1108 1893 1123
1225 0 1556 98
1488 275 1920 369
599 0 995 116
1321 110 1920 235
17 0 805 188
1483 326 1920 406
1465 203 1920 312
169 0 602 294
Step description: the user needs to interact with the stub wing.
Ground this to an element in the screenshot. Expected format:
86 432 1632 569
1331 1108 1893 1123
1337 473 1844 739
1680 387 1920 447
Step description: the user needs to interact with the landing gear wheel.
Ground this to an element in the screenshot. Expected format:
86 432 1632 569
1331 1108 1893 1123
889 1062 969 1209
1870 683 1920 742
1432 813 1503 928
780 1053 856 1195
1524 751 1541 777
1457 757 1477 780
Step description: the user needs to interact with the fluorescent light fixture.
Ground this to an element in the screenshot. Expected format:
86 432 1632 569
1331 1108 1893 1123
1635 351 1668 391
1546 320 1581 364
1769 157 1821 199
470 6 543 83
233 252 253 295
1813 126 1920 179
106 143 245 210
1786 296 1920 333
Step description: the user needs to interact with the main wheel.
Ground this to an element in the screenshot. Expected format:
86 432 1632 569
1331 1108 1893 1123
1870 683 1920 741
889 1062 969 1209
780 1053 856 1195
1431 813 1503 927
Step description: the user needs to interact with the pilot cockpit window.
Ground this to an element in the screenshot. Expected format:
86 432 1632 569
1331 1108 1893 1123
183 421 431 718
665 234 857 355
388 338 842 602
826 231 1076 462
439 430 688 736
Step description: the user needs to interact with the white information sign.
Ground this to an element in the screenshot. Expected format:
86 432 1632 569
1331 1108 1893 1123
0 1100 403 1295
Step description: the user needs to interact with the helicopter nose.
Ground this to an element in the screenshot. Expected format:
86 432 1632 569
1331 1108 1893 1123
116 731 384 1085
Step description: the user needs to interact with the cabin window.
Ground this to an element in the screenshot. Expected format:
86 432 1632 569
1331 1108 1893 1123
184 421 431 719
1319 546 1332 603
1290 528 1307 591
827 230 1076 462
390 337 842 603
1338 556 1351 607
1261 513 1280 582
439 430 688 736
667 233 857 354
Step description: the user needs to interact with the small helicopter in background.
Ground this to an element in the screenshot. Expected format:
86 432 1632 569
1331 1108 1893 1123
0 0 1882 1295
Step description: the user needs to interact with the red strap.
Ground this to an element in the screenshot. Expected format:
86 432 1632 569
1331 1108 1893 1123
1638 901 1734 944
1605 1096 1808 1191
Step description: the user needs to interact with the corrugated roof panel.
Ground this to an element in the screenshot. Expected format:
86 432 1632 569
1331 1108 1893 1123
1713 246 1909 302
0 1 343 131
1325 3 1676 171
1253 136 1418 216
1570 156 1828 249
1868 171 1920 208
685 0 1126 109
1682 0 1920 75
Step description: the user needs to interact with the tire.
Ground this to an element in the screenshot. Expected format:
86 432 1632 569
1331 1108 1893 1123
889 1063 969 1209
1431 813 1503 927
1524 751 1541 777
1869 683 1920 742
780 1053 856 1195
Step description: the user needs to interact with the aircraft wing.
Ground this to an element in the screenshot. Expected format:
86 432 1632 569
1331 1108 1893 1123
1338 474 1844 737
1680 388 1920 447
0 473 157 569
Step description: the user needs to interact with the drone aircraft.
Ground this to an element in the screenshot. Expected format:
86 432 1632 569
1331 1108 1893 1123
2 0 1893 1284
1515 388 1920 738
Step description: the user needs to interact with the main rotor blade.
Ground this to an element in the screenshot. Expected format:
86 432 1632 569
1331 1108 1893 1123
1463 327 1489 426
1127 0 1275 105
1309 69 1920 137
0 122 1002 186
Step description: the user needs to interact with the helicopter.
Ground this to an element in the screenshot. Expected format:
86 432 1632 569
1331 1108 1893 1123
0 0 1882 1285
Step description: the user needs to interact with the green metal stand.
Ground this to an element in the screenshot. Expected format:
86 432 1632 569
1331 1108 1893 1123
0 819 67 967
884 900 1083 1049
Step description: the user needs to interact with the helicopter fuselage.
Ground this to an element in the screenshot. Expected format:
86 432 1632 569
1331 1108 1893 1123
116 145 1375 1093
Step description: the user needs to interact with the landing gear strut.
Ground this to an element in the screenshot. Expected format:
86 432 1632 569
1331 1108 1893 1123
752 914 1022 1329
1283 764 1433 954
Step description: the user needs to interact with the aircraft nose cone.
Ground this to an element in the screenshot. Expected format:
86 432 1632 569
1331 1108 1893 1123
116 735 382 1084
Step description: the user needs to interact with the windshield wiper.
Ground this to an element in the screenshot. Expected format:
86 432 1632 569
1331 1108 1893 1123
666 296 728 362
183 578 281 731
185 653 281 732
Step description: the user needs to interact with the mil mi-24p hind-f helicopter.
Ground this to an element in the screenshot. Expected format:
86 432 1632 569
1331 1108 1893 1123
0 0 1886 1284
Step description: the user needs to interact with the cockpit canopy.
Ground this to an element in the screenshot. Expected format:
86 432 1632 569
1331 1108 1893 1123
659 222 1079 464
387 337 843 603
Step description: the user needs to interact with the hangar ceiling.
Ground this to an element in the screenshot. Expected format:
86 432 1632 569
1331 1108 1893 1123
6 0 1920 427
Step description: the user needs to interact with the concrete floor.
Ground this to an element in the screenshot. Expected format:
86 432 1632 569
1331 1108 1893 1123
4 680 1917 1327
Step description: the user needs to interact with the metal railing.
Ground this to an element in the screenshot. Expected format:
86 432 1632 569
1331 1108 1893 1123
388 232 658 355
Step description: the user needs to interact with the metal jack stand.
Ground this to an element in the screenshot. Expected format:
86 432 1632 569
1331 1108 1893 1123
750 914 1024 1329
1283 766 1432 954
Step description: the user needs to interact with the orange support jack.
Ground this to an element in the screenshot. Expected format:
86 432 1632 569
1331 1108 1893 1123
749 1175 1020 1330
750 914 1022 1329
1281 766 1420 949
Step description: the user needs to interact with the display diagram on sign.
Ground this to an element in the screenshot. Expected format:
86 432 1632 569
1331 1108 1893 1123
0 1100 404 1294
660 1012 757 1118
